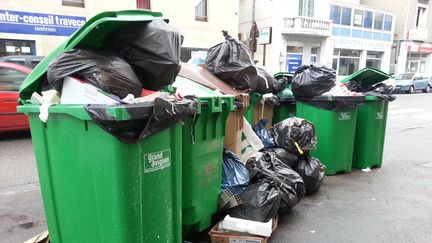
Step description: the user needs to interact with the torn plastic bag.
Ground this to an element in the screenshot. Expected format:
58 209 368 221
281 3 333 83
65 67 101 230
222 148 250 195
295 156 325 194
246 152 305 214
206 35 274 93
270 117 317 155
262 148 299 169
253 119 276 148
47 48 142 99
105 19 182 90
228 179 280 222
297 96 366 111
85 96 197 143
292 64 336 98
254 66 276 94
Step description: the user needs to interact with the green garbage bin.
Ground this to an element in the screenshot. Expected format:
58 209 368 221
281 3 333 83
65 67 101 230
341 68 391 169
244 92 262 126
173 77 235 234
296 97 361 175
17 10 185 243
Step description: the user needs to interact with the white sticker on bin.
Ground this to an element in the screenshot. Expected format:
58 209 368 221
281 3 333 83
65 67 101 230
144 149 171 173
339 112 351 120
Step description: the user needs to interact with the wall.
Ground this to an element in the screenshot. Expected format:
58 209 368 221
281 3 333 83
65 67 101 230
151 0 239 49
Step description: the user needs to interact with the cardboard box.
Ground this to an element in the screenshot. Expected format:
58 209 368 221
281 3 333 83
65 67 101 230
209 216 278 243
253 101 274 129
224 94 249 156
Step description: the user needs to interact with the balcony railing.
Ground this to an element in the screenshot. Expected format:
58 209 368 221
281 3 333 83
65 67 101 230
282 16 331 37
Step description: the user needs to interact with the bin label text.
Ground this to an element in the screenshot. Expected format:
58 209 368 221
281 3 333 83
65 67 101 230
339 112 351 120
144 149 171 173
376 112 384 120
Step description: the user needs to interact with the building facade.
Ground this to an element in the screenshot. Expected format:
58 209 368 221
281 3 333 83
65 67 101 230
361 0 432 75
239 0 395 79
0 0 239 62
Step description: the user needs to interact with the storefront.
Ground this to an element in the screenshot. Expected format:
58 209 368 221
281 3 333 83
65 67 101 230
396 42 432 75
0 9 85 56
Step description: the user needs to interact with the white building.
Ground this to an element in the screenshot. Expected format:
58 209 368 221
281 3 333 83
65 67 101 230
361 0 432 75
0 0 239 62
239 0 395 79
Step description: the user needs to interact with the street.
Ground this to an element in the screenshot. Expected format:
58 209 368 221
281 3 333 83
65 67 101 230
1 93 432 243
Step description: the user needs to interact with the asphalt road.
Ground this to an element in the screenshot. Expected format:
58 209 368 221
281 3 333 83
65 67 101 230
1 92 432 243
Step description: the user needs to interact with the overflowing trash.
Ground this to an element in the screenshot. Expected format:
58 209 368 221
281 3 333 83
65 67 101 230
295 156 326 194
292 64 336 98
222 148 249 195
205 32 276 94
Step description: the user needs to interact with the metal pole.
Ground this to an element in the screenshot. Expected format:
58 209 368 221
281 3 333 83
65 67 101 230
252 0 256 59
263 44 266 66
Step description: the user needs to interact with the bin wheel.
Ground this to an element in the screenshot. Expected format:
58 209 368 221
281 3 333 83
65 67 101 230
424 85 430 93
408 86 415 94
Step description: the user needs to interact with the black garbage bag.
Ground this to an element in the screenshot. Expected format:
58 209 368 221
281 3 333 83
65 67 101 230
273 75 292 93
292 64 336 97
105 19 182 91
262 148 299 168
247 152 305 214
205 35 274 94
297 96 366 111
255 66 276 94
270 117 317 155
85 96 197 143
295 156 325 194
222 148 250 195
228 179 280 222
47 48 142 99
346 80 396 102
253 119 276 148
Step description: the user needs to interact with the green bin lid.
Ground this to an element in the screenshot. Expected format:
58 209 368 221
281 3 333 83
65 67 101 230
19 10 164 102
340 67 390 86
273 72 294 79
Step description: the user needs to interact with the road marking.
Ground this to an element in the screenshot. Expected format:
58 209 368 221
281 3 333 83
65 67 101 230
388 108 424 115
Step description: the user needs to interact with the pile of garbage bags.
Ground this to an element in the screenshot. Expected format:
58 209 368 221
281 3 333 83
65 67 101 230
221 117 325 222
205 33 285 94
35 19 199 143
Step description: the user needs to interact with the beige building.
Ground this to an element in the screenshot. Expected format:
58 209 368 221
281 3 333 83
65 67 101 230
0 0 239 62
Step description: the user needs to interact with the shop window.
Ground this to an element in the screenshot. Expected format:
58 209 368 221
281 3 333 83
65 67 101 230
330 5 341 24
341 7 352 26
366 51 382 69
374 13 384 30
384 15 393 31
333 49 360 76
0 39 36 57
311 47 319 63
287 46 303 53
195 0 208 21
136 0 150 9
353 10 364 27
299 0 314 17
62 0 85 7
364 11 373 28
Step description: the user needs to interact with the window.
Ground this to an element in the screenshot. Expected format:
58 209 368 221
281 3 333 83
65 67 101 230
136 0 150 9
353 10 364 27
0 67 28 91
195 0 208 21
333 49 360 76
374 13 384 30
299 0 314 17
330 5 341 24
416 5 428 28
384 15 392 31
364 11 373 28
62 0 85 7
341 7 352 25
366 51 382 69
0 39 35 56
420 61 426 73
311 47 319 63
287 46 303 53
